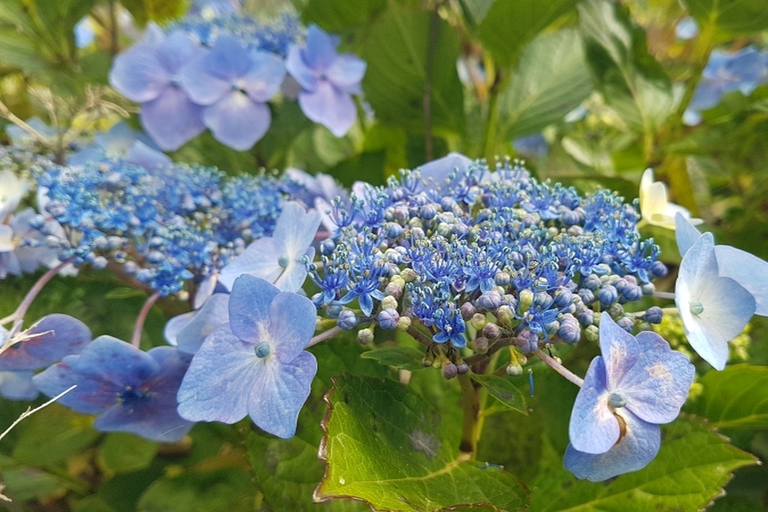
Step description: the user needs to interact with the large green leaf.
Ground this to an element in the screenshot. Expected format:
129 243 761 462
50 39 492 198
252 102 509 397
578 0 675 134
686 364 768 429
12 404 100 465
99 433 158 474
315 374 529 512
528 418 757 512
471 373 527 415
476 0 579 67
302 0 386 32
497 29 593 140
681 0 768 34
360 346 427 371
137 468 257 512
360 1 465 136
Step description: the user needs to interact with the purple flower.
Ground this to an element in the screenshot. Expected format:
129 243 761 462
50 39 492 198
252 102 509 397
180 34 285 150
219 201 321 292
177 275 317 438
109 26 206 150
33 337 194 442
564 312 694 481
286 24 366 137
0 314 91 371
675 218 756 370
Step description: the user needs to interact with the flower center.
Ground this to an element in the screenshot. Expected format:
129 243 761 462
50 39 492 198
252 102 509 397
255 341 270 358
277 254 290 268
609 391 627 408
689 301 704 315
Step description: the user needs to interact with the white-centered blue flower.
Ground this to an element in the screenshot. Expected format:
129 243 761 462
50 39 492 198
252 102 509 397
675 228 755 370
176 275 317 438
564 313 694 481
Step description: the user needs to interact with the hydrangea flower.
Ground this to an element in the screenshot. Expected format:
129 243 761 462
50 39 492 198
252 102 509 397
180 34 286 150
177 274 317 438
638 169 701 229
0 208 63 278
109 25 206 150
564 312 694 481
676 212 768 317
674 218 757 370
286 24 366 136
219 201 321 292
5 117 57 147
0 170 30 220
0 370 38 400
69 121 170 169
164 293 230 354
33 336 194 442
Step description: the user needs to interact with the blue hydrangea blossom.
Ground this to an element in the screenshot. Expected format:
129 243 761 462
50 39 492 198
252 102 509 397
564 312 694 481
177 274 317 438
33 336 194 442
0 314 91 371
180 34 286 150
164 293 230 354
286 24 366 137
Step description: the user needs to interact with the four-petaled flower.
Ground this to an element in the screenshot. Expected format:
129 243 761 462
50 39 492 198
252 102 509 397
564 312 694 481
33 336 194 442
286 24 366 137
639 169 701 230
177 274 317 438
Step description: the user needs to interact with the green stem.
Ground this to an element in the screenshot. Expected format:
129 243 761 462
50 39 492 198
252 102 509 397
458 373 481 456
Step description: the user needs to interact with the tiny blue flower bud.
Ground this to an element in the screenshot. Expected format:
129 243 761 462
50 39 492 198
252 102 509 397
320 238 335 256
616 315 635 332
558 314 580 343
578 288 595 305
582 274 602 291
377 308 400 330
644 306 663 324
597 285 618 307
554 287 573 308
337 309 358 330
419 204 438 220
475 290 502 311
460 302 477 320
651 260 668 278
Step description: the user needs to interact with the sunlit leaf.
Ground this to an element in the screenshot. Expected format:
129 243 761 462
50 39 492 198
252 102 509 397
681 0 768 33
360 346 427 371
471 373 527 415
686 364 768 429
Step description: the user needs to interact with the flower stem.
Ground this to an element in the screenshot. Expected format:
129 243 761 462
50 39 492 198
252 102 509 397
132 292 160 348
307 325 343 348
653 290 676 300
535 349 584 387
458 373 482 457
0 260 72 326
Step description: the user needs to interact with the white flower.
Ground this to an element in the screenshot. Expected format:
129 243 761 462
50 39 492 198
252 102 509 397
639 169 702 229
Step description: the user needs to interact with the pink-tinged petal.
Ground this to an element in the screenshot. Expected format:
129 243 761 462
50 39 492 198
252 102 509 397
109 43 170 102
298 82 356 137
140 86 206 150
619 331 694 424
241 51 285 102
176 324 258 423
598 312 640 389
228 275 280 343
286 45 318 91
203 91 271 150
0 314 91 371
326 54 366 89
218 236 284 291
248 351 317 438
714 245 768 317
568 356 619 454
676 233 755 370
267 292 317 363
33 361 118 413
564 410 660 482
303 25 337 71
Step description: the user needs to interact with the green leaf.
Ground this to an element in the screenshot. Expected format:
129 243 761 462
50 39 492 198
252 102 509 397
528 418 757 512
458 0 496 25
315 374 529 512
121 0 188 26
137 468 257 512
681 0 768 34
360 2 465 136
476 0 578 66
100 433 158 473
1 466 67 501
687 364 768 429
471 374 527 415
12 404 100 465
497 29 593 140
578 0 675 134
360 346 427 371
302 0 386 32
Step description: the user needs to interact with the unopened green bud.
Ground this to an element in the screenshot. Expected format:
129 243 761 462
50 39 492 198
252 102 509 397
506 363 523 376
473 336 489 353
471 313 488 330
400 268 417 282
607 303 624 318
357 328 374 345
519 289 534 312
396 316 411 331
381 295 398 310
585 324 599 343
496 305 514 328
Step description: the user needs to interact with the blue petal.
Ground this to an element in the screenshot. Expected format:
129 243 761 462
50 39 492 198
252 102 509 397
688 81 724 111
179 53 230 106
109 42 170 103
568 356 618 454
125 141 172 169
0 371 38 400
241 51 285 103
619 331 694 424
202 91 271 150
219 237 284 291
177 324 260 423
714 245 768 317
229 275 280 343
417 153 473 186
248 350 317 438
303 25 337 71
674 212 702 256
327 54 366 92
285 45 318 91
267 292 317 363
155 31 204 76
0 314 91 371
598 312 640 389
269 202 322 292
69 336 159 384
564 409 660 481
298 82 356 137
168 293 230 354
140 85 206 150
